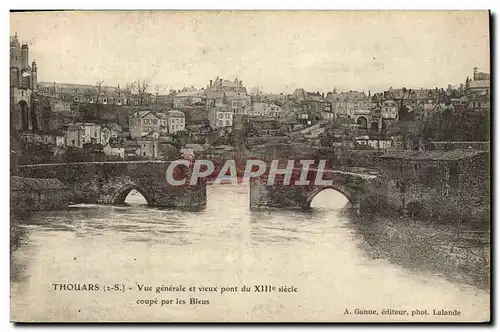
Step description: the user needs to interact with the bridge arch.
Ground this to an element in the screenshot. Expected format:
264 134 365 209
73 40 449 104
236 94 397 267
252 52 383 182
112 183 153 206
304 185 354 208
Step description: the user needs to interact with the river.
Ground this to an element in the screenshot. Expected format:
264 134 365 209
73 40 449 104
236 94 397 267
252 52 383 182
10 184 489 322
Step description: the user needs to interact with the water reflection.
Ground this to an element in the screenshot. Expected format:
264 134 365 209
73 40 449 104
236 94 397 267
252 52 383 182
10 184 490 322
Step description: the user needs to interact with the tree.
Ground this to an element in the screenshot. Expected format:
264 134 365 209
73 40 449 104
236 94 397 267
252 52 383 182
124 82 136 105
95 80 104 104
250 85 263 101
135 78 150 106
154 85 161 104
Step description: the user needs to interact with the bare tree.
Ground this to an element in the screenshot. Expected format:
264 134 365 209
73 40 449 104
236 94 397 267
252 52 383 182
135 78 150 106
155 84 161 105
95 80 104 104
249 85 263 102
123 82 136 105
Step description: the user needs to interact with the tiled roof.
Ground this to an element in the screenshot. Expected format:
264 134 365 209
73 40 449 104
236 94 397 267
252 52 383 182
380 149 486 161
11 176 68 190
130 111 158 118
469 80 490 89
175 91 206 98
167 110 185 117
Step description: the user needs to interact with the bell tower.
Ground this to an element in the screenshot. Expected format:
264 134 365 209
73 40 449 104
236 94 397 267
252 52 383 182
21 42 29 69
31 60 37 90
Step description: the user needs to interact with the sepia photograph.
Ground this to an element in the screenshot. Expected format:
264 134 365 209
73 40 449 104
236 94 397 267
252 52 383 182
9 10 491 323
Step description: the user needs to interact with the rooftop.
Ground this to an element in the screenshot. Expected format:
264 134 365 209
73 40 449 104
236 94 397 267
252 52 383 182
166 110 185 117
380 149 487 161
469 80 490 89
130 110 158 118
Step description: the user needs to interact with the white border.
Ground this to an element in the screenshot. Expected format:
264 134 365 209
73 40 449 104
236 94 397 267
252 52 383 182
2 2 498 331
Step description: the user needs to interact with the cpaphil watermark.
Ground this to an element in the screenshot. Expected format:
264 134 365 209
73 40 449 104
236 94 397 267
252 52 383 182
166 159 335 186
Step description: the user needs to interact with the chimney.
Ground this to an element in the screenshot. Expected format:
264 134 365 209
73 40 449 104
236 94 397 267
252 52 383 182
209 80 212 87
322 92 324 98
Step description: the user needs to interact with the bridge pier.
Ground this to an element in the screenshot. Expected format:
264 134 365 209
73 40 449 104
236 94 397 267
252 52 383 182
249 168 377 212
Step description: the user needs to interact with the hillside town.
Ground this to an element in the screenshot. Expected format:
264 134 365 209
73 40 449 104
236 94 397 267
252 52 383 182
9 11 492 324
10 32 490 167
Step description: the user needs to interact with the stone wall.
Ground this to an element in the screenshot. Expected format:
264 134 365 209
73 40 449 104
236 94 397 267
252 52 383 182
17 161 207 209
11 189 69 212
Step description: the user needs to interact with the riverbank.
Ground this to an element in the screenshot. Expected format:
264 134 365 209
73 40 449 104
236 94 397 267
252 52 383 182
350 212 490 291
10 215 28 253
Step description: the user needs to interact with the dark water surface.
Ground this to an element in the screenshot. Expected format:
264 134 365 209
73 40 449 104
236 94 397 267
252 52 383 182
10 184 489 322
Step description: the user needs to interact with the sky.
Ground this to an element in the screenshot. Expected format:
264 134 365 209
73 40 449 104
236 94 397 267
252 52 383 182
10 10 490 95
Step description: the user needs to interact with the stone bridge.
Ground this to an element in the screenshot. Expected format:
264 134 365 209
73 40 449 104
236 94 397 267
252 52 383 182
249 168 382 212
17 161 207 209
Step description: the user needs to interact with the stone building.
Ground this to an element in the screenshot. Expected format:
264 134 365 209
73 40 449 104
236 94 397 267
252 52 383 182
205 77 252 115
165 110 186 134
208 103 233 129
464 67 490 111
10 33 48 132
251 102 285 117
128 111 160 139
173 89 206 108
37 82 127 105
326 89 370 119
292 89 332 120
11 176 69 211
379 149 489 219
136 138 159 159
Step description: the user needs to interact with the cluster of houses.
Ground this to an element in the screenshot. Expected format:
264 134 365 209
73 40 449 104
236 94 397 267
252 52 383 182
18 107 189 161
11 30 490 162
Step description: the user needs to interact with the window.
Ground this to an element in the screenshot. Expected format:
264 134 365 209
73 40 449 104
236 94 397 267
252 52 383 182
103 98 107 104
74 96 79 102
225 120 230 126
219 120 224 126
218 113 223 119
225 113 230 118
443 167 450 180
443 182 450 196
89 97 94 103
143 152 146 156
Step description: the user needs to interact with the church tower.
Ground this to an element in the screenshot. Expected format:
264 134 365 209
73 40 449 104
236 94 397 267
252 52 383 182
21 43 29 69
31 60 37 91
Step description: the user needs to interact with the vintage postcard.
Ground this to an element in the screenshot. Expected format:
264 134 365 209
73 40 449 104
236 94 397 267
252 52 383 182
9 10 491 322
